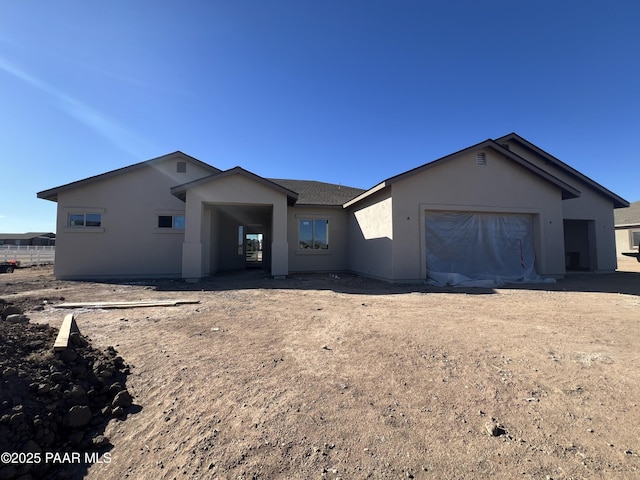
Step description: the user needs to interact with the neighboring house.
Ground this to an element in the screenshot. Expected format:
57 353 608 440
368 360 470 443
0 232 55 246
614 200 640 257
37 133 629 283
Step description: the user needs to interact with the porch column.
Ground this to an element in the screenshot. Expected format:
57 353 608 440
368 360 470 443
271 198 288 277
182 192 204 282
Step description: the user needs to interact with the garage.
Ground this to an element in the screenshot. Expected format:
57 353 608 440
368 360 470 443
425 211 542 286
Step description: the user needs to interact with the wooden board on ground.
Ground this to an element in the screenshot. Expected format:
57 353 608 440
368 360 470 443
54 299 200 309
53 313 80 351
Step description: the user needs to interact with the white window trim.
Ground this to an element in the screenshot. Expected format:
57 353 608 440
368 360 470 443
62 207 106 233
154 210 186 233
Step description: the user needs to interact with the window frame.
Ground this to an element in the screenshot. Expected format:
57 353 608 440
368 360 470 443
297 216 331 254
156 214 185 230
65 211 104 231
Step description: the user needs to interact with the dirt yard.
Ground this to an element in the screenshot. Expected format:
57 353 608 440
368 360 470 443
2 258 640 479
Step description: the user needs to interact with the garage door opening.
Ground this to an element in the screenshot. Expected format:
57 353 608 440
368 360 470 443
425 211 544 286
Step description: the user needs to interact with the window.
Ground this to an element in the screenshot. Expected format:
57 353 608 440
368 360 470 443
158 215 185 229
177 161 187 173
632 231 640 249
299 219 329 250
69 213 102 227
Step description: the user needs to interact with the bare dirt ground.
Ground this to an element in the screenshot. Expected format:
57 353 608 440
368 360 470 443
2 257 640 479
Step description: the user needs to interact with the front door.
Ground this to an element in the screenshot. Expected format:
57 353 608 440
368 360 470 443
245 233 263 267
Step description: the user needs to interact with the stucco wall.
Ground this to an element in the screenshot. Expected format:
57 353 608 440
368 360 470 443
287 206 350 272
183 173 289 278
503 140 618 271
615 227 639 256
349 150 565 282
347 189 394 280
562 193 616 271
54 157 212 279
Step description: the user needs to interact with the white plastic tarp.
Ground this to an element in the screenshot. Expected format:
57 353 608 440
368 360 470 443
425 211 550 287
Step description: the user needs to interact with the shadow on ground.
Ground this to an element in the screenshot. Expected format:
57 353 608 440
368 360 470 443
118 269 640 297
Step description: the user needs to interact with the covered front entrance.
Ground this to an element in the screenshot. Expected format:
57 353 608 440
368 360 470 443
207 204 273 273
176 167 294 280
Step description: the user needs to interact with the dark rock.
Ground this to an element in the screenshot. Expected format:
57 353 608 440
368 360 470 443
68 431 84 447
112 390 133 408
0 320 136 479
22 439 41 453
97 369 113 379
58 349 78 363
65 405 92 428
9 412 25 425
69 333 88 347
6 314 28 324
108 382 124 394
1 305 22 320
91 435 110 448
485 422 507 437
71 363 87 377
0 465 17 480
37 383 51 395
69 385 86 398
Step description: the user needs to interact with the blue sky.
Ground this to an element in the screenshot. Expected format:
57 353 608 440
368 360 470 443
1 1 638 232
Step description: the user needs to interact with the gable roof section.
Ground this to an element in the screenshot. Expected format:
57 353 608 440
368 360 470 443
37 151 220 202
170 167 300 204
495 133 629 209
345 139 581 208
614 200 640 226
269 179 365 206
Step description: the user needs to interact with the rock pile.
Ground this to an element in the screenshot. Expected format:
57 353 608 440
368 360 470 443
0 305 135 480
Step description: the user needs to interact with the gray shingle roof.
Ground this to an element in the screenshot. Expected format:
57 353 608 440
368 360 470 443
614 200 640 226
269 179 365 206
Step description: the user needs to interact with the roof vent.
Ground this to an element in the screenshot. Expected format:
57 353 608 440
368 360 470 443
476 152 487 166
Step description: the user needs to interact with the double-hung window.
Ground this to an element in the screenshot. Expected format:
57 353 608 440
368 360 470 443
299 218 329 250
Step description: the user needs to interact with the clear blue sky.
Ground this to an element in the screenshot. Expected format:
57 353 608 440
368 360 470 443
1 1 638 233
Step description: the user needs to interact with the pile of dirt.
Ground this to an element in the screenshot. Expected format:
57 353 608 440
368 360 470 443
0 303 135 480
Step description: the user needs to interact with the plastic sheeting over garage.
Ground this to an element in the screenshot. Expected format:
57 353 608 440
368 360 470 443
425 211 552 287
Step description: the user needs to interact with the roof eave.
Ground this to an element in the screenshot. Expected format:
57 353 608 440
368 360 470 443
37 151 220 203
344 139 581 207
170 167 300 204
496 133 630 208
343 181 389 208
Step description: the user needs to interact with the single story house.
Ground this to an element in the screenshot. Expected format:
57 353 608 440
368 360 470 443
614 200 640 257
37 133 629 284
0 232 56 246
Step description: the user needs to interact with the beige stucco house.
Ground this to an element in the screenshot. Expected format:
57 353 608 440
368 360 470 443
37 133 629 284
614 200 640 259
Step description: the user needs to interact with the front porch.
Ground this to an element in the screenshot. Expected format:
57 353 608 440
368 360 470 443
171 168 296 281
